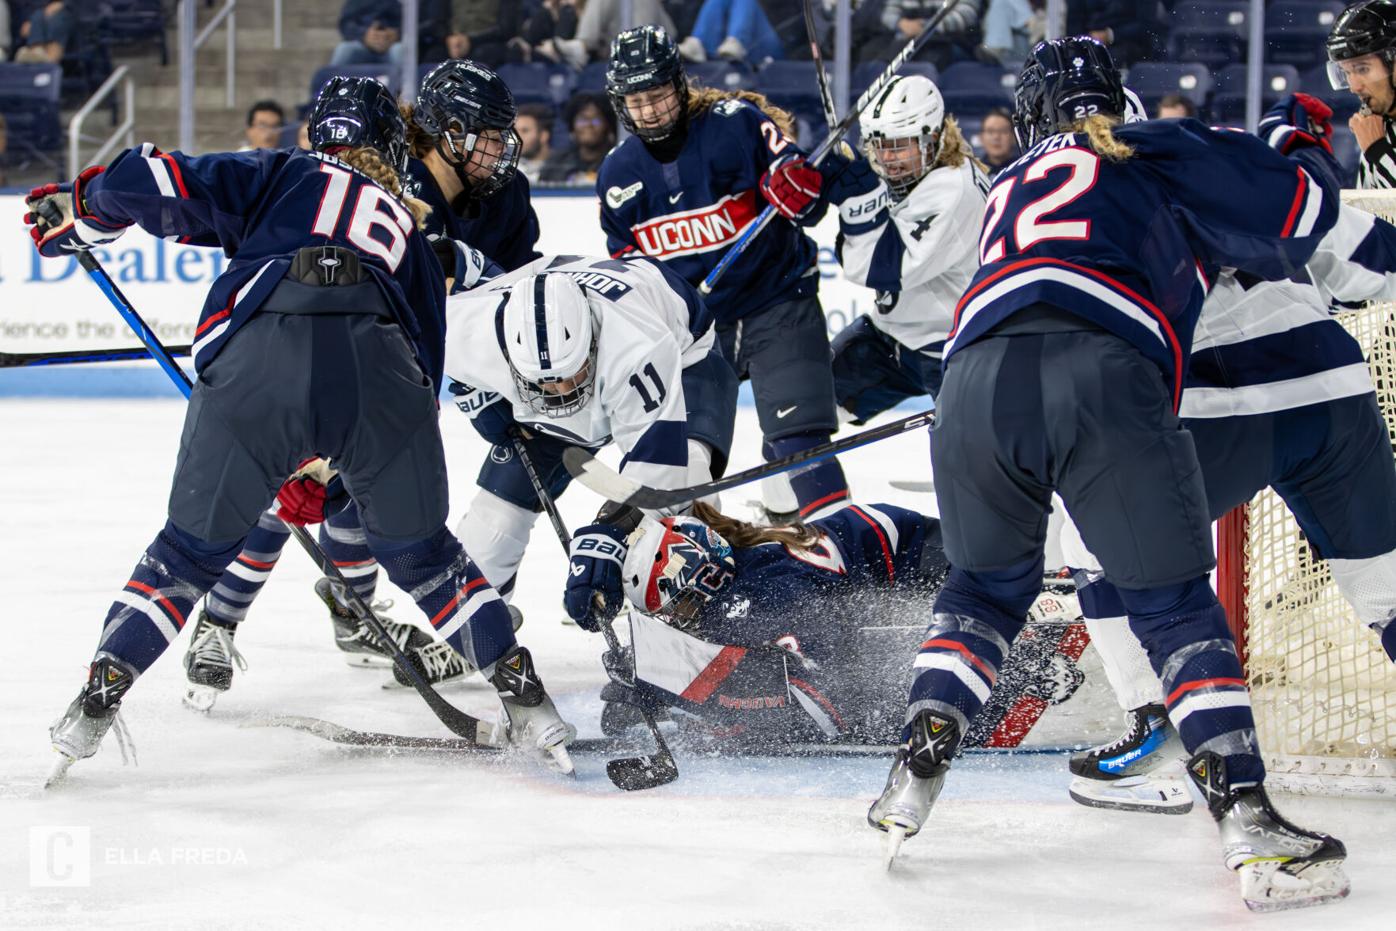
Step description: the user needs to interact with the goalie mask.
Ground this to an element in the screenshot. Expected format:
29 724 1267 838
623 516 736 630
501 273 598 418
415 59 522 199
859 75 946 202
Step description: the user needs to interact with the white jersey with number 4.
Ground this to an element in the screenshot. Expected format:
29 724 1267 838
444 255 714 494
835 158 989 357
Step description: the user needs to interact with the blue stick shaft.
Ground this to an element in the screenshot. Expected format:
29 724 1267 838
77 251 193 398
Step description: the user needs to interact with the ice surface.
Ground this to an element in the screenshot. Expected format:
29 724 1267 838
1 397 1392 929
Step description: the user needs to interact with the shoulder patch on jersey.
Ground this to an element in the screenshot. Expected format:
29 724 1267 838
605 181 644 209
713 98 748 118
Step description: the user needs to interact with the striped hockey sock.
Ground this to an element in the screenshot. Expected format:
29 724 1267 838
204 509 289 626
318 501 378 604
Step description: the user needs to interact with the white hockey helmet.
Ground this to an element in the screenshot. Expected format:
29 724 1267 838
501 272 598 417
859 75 946 201
622 515 736 630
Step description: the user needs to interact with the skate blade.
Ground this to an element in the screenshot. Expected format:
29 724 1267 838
1240 859 1351 912
543 742 575 777
882 824 908 870
1068 775 1193 815
182 684 220 713
340 652 393 668
44 751 76 789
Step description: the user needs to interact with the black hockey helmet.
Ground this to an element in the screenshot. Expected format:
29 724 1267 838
1012 37 1126 151
308 76 409 174
1327 1 1396 88
415 59 522 199
606 24 688 142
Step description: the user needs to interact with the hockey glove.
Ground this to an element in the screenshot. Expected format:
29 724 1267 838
1258 93 1335 156
430 236 501 293
25 166 129 258
563 523 629 631
824 148 889 230
760 154 823 222
275 458 349 526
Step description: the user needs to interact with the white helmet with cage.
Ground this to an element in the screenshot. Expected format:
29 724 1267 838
859 75 946 201
501 273 598 418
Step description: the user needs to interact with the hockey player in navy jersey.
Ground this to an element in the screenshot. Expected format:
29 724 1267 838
27 77 574 780
831 75 988 421
1068 97 1396 813
181 60 543 708
598 25 880 522
868 38 1349 909
571 502 1083 746
442 254 738 653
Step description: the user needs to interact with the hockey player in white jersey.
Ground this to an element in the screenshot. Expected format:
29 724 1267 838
1066 98 1396 821
830 75 988 421
444 255 739 646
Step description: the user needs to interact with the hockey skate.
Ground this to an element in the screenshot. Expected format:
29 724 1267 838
47 654 138 787
1067 704 1192 814
314 576 433 667
868 710 958 869
182 610 248 712
489 645 576 775
1188 751 1349 912
385 607 523 688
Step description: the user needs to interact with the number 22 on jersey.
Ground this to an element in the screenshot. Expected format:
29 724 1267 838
311 163 415 272
979 147 1100 264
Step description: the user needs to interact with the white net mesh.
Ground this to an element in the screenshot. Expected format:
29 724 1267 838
1237 190 1396 796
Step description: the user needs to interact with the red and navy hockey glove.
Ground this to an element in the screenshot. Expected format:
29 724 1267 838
563 523 629 632
760 154 823 221
1258 93 1335 156
275 459 347 526
24 166 129 258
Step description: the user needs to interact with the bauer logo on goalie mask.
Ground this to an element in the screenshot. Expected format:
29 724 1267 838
625 517 736 628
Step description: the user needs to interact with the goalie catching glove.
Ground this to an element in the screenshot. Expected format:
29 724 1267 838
25 166 129 258
563 523 629 631
275 458 349 526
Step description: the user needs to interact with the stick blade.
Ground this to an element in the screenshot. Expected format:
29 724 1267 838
561 447 657 507
606 752 679 791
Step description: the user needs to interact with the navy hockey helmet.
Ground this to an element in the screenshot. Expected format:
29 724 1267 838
1326 1 1396 89
308 76 409 174
415 59 522 198
623 516 736 630
1012 37 1126 151
606 24 688 142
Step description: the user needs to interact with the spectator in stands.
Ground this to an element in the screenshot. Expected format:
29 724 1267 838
1064 0 1166 68
14 0 73 64
683 0 786 63
516 102 555 183
443 2 526 68
978 107 1018 173
576 0 677 63
522 0 581 66
541 92 616 184
0 113 8 188
1 2 11 62
240 101 285 152
981 0 1041 65
1155 93 1197 120
871 0 984 71
330 0 402 67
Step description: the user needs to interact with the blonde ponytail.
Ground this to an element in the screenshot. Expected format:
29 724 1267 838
337 146 432 228
1073 114 1135 162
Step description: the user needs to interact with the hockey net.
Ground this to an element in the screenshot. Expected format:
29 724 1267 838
1218 188 1396 797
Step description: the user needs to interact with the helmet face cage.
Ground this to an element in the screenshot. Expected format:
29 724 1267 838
508 331 598 418
309 76 410 174
606 25 688 142
417 60 521 196
1013 38 1124 151
862 132 937 202
637 519 736 630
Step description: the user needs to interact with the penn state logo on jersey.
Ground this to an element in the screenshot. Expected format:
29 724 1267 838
876 290 899 315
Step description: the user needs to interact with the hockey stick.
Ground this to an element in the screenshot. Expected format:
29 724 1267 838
801 0 840 130
562 409 935 511
698 0 963 295
73 250 491 744
0 343 193 368
508 429 680 791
